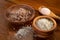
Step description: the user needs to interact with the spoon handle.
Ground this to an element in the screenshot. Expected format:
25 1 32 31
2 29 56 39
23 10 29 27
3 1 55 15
49 12 60 20
54 15 60 20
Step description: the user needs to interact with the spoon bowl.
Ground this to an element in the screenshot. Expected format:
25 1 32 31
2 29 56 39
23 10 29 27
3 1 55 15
38 6 60 20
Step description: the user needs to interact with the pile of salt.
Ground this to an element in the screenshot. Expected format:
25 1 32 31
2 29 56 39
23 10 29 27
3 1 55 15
36 18 53 31
39 7 51 15
15 26 33 40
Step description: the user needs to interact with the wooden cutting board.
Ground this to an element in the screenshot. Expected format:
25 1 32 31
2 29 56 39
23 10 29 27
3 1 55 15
0 0 60 40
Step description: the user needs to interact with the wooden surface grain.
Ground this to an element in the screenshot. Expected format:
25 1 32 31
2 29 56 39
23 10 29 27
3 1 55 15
0 0 60 40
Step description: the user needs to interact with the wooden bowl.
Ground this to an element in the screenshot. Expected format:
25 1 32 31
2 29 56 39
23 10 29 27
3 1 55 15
32 16 57 38
5 4 35 25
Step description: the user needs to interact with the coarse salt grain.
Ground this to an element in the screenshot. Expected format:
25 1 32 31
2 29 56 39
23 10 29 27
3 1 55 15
8 7 31 22
36 18 53 31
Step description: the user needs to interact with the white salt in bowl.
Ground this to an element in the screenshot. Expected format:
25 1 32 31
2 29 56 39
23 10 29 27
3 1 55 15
32 16 57 38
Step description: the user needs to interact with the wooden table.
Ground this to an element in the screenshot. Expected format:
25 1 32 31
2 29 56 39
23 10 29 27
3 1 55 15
0 0 60 40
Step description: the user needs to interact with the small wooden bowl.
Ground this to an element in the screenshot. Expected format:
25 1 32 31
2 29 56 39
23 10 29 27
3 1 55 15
32 16 57 38
5 4 35 25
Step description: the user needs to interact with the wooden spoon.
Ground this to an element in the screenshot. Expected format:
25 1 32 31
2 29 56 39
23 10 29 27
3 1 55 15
38 6 60 20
